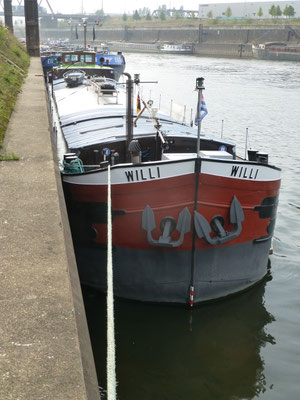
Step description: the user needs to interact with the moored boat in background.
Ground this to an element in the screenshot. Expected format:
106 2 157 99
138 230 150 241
252 42 300 61
53 50 116 80
41 47 126 80
160 42 193 55
48 70 281 306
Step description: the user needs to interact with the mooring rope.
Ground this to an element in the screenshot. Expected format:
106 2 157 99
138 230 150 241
107 165 117 400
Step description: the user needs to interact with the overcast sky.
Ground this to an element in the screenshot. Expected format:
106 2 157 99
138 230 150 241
35 0 264 15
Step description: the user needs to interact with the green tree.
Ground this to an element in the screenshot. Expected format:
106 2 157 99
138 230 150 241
207 11 213 18
95 9 104 17
159 11 166 20
269 5 277 17
146 12 152 21
257 7 263 18
289 5 296 17
276 5 282 17
283 5 289 17
284 5 296 17
175 13 181 19
133 10 141 20
225 7 232 18
122 13 127 22
138 7 150 16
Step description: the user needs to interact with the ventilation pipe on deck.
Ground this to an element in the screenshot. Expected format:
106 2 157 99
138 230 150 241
123 72 140 163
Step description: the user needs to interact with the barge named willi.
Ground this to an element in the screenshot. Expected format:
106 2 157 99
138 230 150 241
48 63 281 306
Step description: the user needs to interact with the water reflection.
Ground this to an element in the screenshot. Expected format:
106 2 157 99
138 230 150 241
83 275 275 400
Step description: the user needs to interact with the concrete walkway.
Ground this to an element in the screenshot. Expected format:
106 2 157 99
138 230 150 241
0 58 100 400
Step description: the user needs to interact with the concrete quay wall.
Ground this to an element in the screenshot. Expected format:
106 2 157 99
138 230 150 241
38 25 300 58
194 43 253 58
0 58 100 400
104 41 253 58
39 25 299 45
107 41 160 53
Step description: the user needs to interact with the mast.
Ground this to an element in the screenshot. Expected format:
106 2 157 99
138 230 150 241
123 72 133 162
82 17 87 50
123 73 142 162
195 77 205 157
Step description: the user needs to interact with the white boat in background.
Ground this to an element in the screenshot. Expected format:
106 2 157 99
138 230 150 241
160 42 193 55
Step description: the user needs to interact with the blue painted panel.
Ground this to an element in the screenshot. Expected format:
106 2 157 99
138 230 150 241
41 53 125 68
95 54 126 66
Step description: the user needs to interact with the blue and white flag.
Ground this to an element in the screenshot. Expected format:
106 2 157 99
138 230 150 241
195 95 208 126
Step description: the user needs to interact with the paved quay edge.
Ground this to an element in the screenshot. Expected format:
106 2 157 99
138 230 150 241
0 57 100 400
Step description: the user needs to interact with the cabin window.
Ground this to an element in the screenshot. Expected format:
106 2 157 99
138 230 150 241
65 55 70 62
71 55 78 62
85 55 93 63
80 55 85 62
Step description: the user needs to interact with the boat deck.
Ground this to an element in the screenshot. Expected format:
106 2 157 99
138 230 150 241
51 77 236 165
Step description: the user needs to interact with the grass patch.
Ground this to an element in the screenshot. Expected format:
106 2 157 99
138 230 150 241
95 15 300 29
0 151 19 161
46 16 300 41
0 23 29 149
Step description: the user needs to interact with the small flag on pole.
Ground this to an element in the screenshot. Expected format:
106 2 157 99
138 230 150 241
75 24 79 40
136 93 141 114
93 25 96 41
195 94 208 126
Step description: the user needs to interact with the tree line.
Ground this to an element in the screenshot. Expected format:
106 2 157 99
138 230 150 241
209 4 296 19
119 4 296 21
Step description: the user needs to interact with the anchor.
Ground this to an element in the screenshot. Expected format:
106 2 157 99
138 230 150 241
142 206 191 247
194 196 244 245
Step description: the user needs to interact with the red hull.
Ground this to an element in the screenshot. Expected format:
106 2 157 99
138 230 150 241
65 171 280 251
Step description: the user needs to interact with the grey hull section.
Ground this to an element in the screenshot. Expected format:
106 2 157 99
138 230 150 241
253 48 300 62
76 239 271 304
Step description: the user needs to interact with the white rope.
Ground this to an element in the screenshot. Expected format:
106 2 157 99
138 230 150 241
106 165 117 400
